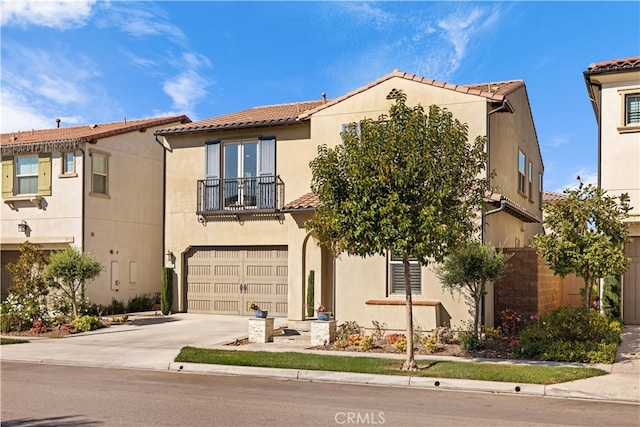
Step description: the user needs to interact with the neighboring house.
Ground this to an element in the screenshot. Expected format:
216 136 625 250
584 56 640 324
1 115 191 305
155 70 543 331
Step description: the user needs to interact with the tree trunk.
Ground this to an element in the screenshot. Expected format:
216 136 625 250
474 294 481 339
402 253 417 371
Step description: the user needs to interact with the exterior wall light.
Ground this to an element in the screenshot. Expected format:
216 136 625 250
18 220 29 233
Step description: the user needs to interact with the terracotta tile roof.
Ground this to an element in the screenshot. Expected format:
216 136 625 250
282 192 320 211
156 101 327 135
298 70 524 119
542 191 565 203
1 115 190 146
486 192 540 223
585 56 640 73
156 70 525 135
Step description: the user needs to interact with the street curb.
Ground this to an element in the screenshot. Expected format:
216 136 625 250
168 362 546 397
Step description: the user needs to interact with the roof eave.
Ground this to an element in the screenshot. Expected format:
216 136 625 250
155 118 305 136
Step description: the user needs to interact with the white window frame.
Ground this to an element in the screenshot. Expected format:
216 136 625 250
518 150 526 195
528 160 533 201
625 94 640 125
617 89 640 133
90 151 110 197
15 155 39 195
388 251 421 295
60 151 77 177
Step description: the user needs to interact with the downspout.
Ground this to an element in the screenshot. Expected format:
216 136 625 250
155 134 171 309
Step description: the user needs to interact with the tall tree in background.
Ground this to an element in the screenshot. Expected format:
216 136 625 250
308 93 489 370
533 178 631 308
45 247 103 318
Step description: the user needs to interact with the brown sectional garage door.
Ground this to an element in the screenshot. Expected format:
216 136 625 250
186 246 288 317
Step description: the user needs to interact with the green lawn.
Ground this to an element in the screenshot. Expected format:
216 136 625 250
0 337 30 345
175 347 606 385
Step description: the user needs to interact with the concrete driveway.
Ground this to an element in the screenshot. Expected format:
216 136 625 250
0 313 288 370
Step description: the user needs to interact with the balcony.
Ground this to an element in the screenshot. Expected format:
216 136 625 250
197 176 285 216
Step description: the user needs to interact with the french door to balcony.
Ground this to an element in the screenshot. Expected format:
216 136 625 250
224 141 258 208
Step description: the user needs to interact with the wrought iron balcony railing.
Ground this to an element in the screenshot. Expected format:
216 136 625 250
197 175 284 215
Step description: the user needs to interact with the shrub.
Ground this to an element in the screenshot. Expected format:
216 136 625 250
459 330 484 350
30 319 49 334
514 305 621 363
126 294 155 313
347 334 363 346
484 326 503 340
337 321 362 341
602 275 622 319
385 333 405 345
435 326 455 344
161 267 173 315
394 335 407 352
421 333 438 353
72 315 103 332
1 293 48 327
500 309 524 342
371 320 387 341
358 335 375 352
1 313 30 333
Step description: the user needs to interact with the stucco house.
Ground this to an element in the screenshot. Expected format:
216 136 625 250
156 70 543 331
584 56 640 324
1 115 190 305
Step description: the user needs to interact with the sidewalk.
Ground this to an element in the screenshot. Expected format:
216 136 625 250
1 313 638 404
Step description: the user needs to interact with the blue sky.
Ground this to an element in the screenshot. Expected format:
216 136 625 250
1 1 638 192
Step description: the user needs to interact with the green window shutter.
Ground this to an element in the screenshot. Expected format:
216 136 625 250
2 155 14 197
38 152 52 196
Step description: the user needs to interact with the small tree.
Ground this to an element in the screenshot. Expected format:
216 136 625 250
308 92 488 370
6 242 49 302
45 247 103 318
533 178 631 308
436 242 511 339
5 242 50 321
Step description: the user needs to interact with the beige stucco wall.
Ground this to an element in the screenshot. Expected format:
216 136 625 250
597 72 640 237
82 123 172 305
1 150 83 250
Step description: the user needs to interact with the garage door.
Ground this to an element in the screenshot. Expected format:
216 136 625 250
186 246 288 316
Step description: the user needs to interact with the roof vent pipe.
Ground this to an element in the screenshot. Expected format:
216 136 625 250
56 118 61 128
322 92 327 102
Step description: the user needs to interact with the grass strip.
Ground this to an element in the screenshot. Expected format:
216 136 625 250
175 347 605 385
0 337 30 345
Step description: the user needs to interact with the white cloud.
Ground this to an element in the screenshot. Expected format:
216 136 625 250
546 134 570 148
1 88 53 133
336 2 395 28
1 0 97 29
163 70 209 112
436 7 500 76
96 2 185 44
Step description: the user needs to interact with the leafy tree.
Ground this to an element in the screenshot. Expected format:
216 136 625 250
308 93 489 370
436 241 511 340
6 242 49 302
533 178 631 308
45 247 103 318
5 242 50 322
